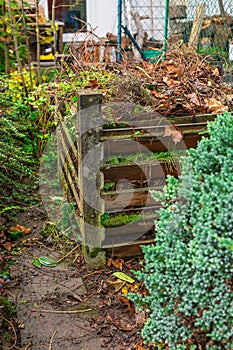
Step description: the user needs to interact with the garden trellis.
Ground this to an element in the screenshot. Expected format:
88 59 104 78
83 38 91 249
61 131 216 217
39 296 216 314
118 0 233 62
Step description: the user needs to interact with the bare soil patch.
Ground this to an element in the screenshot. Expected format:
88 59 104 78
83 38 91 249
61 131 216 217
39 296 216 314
2 206 151 350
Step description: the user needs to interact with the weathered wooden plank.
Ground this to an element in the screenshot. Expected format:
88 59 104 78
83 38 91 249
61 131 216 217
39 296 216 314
102 122 207 137
103 131 204 155
102 161 181 182
77 91 106 266
122 113 217 125
103 214 157 247
104 239 155 257
101 187 163 211
102 112 218 138
58 129 78 180
188 3 206 49
60 121 78 158
58 147 82 212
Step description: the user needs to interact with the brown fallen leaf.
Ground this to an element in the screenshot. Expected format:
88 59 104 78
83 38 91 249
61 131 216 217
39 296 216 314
204 97 229 114
23 228 32 235
164 124 183 144
117 295 134 316
149 90 166 98
134 339 148 350
111 319 135 331
9 225 31 235
166 61 182 76
85 79 100 89
106 277 125 292
107 257 124 270
212 67 220 77
1 242 12 251
187 92 202 107
0 230 5 238
163 76 179 88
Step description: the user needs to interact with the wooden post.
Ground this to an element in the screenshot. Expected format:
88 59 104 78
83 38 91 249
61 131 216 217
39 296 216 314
35 0 41 83
218 0 225 17
77 91 106 267
188 3 206 49
131 11 148 61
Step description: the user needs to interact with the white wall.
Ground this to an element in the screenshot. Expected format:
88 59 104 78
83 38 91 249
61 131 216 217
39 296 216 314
86 0 118 37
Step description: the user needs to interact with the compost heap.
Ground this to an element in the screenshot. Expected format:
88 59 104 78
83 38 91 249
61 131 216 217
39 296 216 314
113 49 233 116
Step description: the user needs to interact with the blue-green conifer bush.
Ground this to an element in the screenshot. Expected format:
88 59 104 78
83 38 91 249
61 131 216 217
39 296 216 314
128 112 233 349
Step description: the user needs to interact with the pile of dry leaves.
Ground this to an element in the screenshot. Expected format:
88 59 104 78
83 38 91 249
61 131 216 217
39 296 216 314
113 48 233 116
139 49 233 115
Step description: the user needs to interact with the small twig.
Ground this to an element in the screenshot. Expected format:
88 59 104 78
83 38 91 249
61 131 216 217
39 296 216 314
1 317 17 350
57 244 80 263
82 270 102 279
72 253 79 263
135 66 151 78
83 280 104 303
31 308 92 314
48 330 57 350
24 341 33 350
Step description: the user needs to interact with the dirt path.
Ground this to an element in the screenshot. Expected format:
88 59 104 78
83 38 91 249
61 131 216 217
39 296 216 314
13 248 112 349
6 207 144 350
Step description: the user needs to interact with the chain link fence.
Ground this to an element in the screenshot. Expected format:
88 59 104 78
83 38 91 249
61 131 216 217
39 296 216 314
120 0 233 62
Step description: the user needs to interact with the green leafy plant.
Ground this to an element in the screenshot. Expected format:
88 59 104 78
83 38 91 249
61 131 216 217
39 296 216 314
0 113 37 197
128 112 233 349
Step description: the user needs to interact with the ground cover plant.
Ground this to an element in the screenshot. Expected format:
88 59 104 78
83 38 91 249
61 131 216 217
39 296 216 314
128 112 233 349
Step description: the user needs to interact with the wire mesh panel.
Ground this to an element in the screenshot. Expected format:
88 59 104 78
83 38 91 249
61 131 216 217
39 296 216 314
120 0 233 62
123 0 166 42
169 0 233 57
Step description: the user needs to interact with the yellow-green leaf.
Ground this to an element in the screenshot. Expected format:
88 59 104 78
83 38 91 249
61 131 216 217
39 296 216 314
113 272 135 284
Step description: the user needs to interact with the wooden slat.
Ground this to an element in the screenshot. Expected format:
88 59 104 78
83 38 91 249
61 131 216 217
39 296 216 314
101 187 163 211
58 147 82 212
132 113 217 125
60 122 78 158
103 121 208 137
103 215 157 247
102 113 218 138
58 130 78 180
102 161 181 182
104 239 155 257
103 131 204 155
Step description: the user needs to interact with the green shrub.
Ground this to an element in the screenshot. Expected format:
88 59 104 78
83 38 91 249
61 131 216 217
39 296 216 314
0 113 36 201
128 112 233 349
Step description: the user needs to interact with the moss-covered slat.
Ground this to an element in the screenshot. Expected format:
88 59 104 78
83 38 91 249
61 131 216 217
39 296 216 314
102 131 205 155
102 212 158 247
103 122 208 137
101 161 181 182
101 186 163 211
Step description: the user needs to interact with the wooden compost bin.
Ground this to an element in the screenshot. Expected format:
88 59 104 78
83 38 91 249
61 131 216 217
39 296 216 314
57 91 217 264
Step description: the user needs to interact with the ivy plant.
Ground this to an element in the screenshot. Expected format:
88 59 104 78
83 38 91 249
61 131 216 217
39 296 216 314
128 112 233 349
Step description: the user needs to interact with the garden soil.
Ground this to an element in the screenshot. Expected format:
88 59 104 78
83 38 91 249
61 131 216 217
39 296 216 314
4 206 147 350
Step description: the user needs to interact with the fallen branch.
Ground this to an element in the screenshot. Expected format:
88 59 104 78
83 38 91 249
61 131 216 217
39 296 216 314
83 279 104 303
57 244 80 263
48 330 57 350
83 270 102 278
24 341 33 350
31 308 92 314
